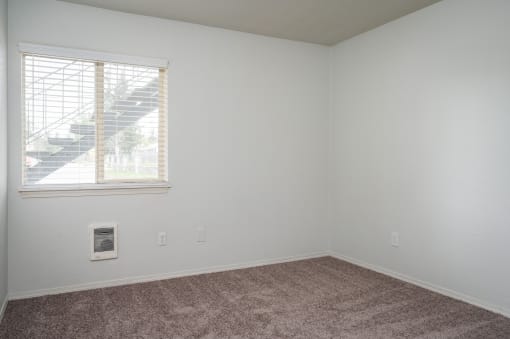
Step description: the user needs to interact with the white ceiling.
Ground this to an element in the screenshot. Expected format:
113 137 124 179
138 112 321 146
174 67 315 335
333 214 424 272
60 0 441 45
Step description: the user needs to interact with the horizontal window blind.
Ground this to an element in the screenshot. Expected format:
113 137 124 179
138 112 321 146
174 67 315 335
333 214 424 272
22 53 168 186
23 55 96 185
101 63 164 182
19 43 169 69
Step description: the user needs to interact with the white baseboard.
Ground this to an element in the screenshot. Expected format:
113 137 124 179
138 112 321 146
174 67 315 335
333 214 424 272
0 295 7 324
329 251 510 319
8 251 328 300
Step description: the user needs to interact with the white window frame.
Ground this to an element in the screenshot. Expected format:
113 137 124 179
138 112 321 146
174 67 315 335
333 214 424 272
18 43 171 198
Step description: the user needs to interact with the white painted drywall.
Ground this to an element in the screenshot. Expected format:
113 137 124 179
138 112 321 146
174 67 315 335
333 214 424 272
329 0 510 314
0 0 8 309
7 0 329 295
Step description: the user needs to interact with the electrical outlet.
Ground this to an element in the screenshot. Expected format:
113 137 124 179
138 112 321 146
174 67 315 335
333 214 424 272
158 232 167 246
197 226 206 243
391 232 399 247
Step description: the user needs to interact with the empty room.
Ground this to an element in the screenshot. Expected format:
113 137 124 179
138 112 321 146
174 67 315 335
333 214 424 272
1 0 510 338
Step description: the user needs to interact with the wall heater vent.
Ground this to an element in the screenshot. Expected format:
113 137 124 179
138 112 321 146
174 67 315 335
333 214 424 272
89 223 118 261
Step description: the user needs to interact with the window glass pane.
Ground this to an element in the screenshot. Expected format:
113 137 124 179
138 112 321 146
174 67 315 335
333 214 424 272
23 55 96 185
103 63 160 181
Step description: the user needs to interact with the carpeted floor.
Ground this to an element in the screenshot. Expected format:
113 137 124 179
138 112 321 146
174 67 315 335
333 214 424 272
1 257 510 338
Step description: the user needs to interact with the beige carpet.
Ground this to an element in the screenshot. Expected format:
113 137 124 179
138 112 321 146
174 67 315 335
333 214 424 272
1 257 509 338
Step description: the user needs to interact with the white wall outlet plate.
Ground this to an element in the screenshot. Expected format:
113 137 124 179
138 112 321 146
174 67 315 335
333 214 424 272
197 226 206 243
158 232 167 246
391 232 400 248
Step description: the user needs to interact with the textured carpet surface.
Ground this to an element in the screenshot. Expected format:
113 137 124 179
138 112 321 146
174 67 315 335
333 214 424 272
1 256 510 338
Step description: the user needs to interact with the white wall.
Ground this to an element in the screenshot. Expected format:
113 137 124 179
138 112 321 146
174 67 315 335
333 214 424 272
329 0 510 315
0 0 7 309
7 0 329 296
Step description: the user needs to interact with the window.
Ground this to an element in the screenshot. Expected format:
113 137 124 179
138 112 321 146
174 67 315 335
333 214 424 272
20 44 168 193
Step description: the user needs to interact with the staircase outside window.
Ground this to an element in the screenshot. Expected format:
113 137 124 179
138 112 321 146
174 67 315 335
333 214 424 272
20 46 168 193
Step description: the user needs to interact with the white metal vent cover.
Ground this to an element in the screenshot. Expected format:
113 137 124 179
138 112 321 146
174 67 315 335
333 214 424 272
89 223 118 261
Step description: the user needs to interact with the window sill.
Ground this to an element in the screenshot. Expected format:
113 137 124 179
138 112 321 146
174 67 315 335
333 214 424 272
18 183 171 198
